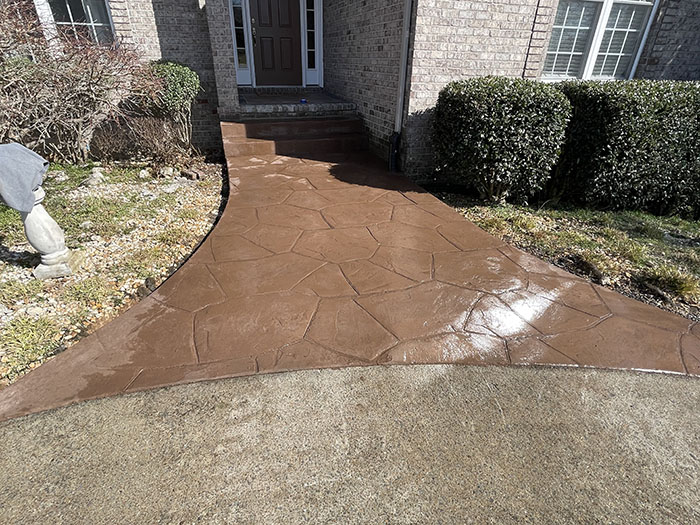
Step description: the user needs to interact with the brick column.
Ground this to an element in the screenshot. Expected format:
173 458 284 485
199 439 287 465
205 0 240 119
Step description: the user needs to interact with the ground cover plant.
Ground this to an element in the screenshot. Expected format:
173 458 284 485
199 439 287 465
0 162 223 384
442 195 700 321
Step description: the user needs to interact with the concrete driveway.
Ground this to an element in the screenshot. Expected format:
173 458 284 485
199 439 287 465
2 365 698 524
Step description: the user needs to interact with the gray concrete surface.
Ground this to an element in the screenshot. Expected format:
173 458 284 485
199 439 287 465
1 365 699 524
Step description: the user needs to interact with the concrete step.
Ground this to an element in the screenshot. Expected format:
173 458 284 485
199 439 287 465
223 132 368 158
222 117 365 140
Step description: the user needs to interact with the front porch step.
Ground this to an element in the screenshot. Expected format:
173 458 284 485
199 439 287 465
224 117 364 140
221 117 368 158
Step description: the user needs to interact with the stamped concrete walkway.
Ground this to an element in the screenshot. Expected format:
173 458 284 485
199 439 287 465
0 151 698 421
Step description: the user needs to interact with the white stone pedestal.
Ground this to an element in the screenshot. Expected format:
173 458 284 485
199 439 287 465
18 187 82 279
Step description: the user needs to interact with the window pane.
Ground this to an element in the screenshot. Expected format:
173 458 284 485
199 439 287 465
233 5 243 27
48 0 70 22
544 0 601 78
94 25 113 45
307 50 315 69
83 0 109 24
592 2 651 79
307 10 314 30
235 28 245 47
237 48 247 68
306 0 313 9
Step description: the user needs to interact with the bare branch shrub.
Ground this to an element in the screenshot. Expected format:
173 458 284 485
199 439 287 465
0 0 157 163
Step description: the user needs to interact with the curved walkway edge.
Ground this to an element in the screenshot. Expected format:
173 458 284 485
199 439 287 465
0 150 698 421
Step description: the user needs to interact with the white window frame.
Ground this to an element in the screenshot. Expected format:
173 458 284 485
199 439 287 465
543 0 660 81
229 0 323 87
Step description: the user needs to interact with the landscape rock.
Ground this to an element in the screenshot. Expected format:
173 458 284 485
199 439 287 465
46 170 67 182
182 168 208 181
25 306 44 317
81 171 106 187
159 167 175 178
138 169 150 179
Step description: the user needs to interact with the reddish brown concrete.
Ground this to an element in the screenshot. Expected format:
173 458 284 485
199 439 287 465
1 152 698 421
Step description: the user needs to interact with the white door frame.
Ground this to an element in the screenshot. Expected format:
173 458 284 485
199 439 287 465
230 0 323 88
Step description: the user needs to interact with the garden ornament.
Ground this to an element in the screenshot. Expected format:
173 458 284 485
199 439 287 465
0 143 81 279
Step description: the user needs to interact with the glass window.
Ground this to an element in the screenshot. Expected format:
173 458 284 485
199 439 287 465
543 1 600 78
306 0 315 68
48 0 114 44
592 3 651 79
232 0 248 69
543 0 654 80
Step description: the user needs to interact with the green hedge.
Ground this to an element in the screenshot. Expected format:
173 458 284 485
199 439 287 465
149 61 200 118
432 77 572 203
552 80 700 217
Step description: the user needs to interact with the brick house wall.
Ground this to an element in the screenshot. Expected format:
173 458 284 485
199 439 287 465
107 0 223 149
323 0 406 159
401 0 553 180
635 0 700 80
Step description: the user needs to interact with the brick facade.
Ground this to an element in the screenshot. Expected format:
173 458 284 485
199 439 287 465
323 0 405 158
401 0 549 179
107 0 222 149
635 0 700 80
33 0 700 168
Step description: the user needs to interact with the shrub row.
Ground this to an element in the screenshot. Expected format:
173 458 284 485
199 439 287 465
553 80 700 217
433 77 700 218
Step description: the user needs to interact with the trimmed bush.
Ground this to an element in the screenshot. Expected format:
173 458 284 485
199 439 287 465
552 80 700 217
150 61 200 117
150 61 200 144
432 77 572 203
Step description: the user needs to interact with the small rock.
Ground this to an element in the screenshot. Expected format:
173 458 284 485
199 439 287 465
81 172 106 187
90 166 104 175
144 277 157 291
0 304 11 317
139 169 150 179
163 184 179 194
46 170 67 182
159 167 175 178
79 221 94 229
136 285 150 298
25 306 44 317
182 168 207 181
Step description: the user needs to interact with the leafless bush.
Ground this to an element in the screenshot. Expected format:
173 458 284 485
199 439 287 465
0 0 158 163
90 116 192 167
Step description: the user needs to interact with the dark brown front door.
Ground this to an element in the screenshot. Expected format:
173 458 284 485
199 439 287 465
250 0 302 86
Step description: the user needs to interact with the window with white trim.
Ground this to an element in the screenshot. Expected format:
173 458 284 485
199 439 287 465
47 0 114 44
543 0 655 80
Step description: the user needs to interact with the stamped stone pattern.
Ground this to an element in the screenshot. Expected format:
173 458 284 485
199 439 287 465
0 148 698 422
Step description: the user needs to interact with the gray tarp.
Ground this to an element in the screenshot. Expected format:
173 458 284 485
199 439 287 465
0 143 48 213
